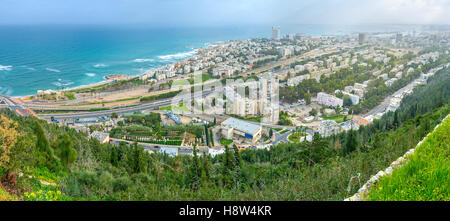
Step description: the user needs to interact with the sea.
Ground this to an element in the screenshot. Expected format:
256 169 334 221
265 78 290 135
0 24 442 96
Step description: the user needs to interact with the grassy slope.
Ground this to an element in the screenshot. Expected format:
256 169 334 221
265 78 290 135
367 116 450 201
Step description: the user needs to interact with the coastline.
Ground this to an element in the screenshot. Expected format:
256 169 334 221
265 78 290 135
12 46 212 99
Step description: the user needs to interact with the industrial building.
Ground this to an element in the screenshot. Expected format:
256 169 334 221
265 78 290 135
221 117 262 144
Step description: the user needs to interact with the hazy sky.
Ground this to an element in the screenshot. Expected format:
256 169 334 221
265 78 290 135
1 0 449 26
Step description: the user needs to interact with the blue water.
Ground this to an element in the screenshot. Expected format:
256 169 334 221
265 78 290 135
0 24 435 96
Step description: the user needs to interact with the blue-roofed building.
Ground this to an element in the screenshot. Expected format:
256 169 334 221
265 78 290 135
221 117 262 144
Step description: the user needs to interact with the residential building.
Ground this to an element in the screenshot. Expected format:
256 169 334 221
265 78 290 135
272 26 281 40
90 131 110 144
287 74 310 86
318 120 340 137
358 33 366 45
317 92 343 107
343 92 360 105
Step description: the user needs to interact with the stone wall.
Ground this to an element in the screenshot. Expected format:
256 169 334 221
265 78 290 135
345 114 449 201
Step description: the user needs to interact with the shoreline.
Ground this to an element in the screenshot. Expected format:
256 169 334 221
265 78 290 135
13 46 212 99
8 29 389 100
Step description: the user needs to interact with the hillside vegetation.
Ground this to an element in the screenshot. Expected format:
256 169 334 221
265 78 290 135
0 67 449 201
367 116 449 201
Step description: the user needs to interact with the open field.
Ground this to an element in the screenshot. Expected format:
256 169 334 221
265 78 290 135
322 114 345 123
160 103 190 112
220 138 233 146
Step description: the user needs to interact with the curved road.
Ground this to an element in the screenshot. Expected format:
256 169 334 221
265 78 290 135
37 90 214 121
0 94 32 116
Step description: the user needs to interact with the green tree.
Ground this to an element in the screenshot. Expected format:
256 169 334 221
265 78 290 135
342 130 358 156
393 111 399 129
110 145 119 167
305 92 311 105
204 125 210 146
209 129 215 146
35 122 50 154
56 134 77 171
222 145 235 187
343 95 353 107
309 108 318 116
201 152 210 183
191 146 201 191
34 121 61 171
232 144 242 188
129 143 147 174
0 115 18 174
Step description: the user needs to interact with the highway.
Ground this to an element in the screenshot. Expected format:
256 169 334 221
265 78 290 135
0 94 32 116
38 90 215 121
363 65 444 118
27 46 348 120
363 78 419 117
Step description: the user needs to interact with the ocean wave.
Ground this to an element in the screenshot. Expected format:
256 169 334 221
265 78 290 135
52 79 74 87
133 58 155 63
18 65 36 71
0 86 13 95
157 49 198 61
93 63 107 68
85 73 96 77
46 68 61 73
0 65 12 71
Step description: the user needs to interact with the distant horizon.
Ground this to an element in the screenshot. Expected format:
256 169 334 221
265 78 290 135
1 0 450 26
1 23 450 27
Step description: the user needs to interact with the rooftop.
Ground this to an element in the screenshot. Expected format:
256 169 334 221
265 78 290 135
222 117 261 135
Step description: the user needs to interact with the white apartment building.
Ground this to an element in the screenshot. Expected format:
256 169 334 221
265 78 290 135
287 74 310 86
342 92 360 105
225 72 279 124
213 65 234 77
385 78 398 86
272 26 281 40
318 120 340 137
294 65 305 72
317 92 343 107
279 47 292 57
